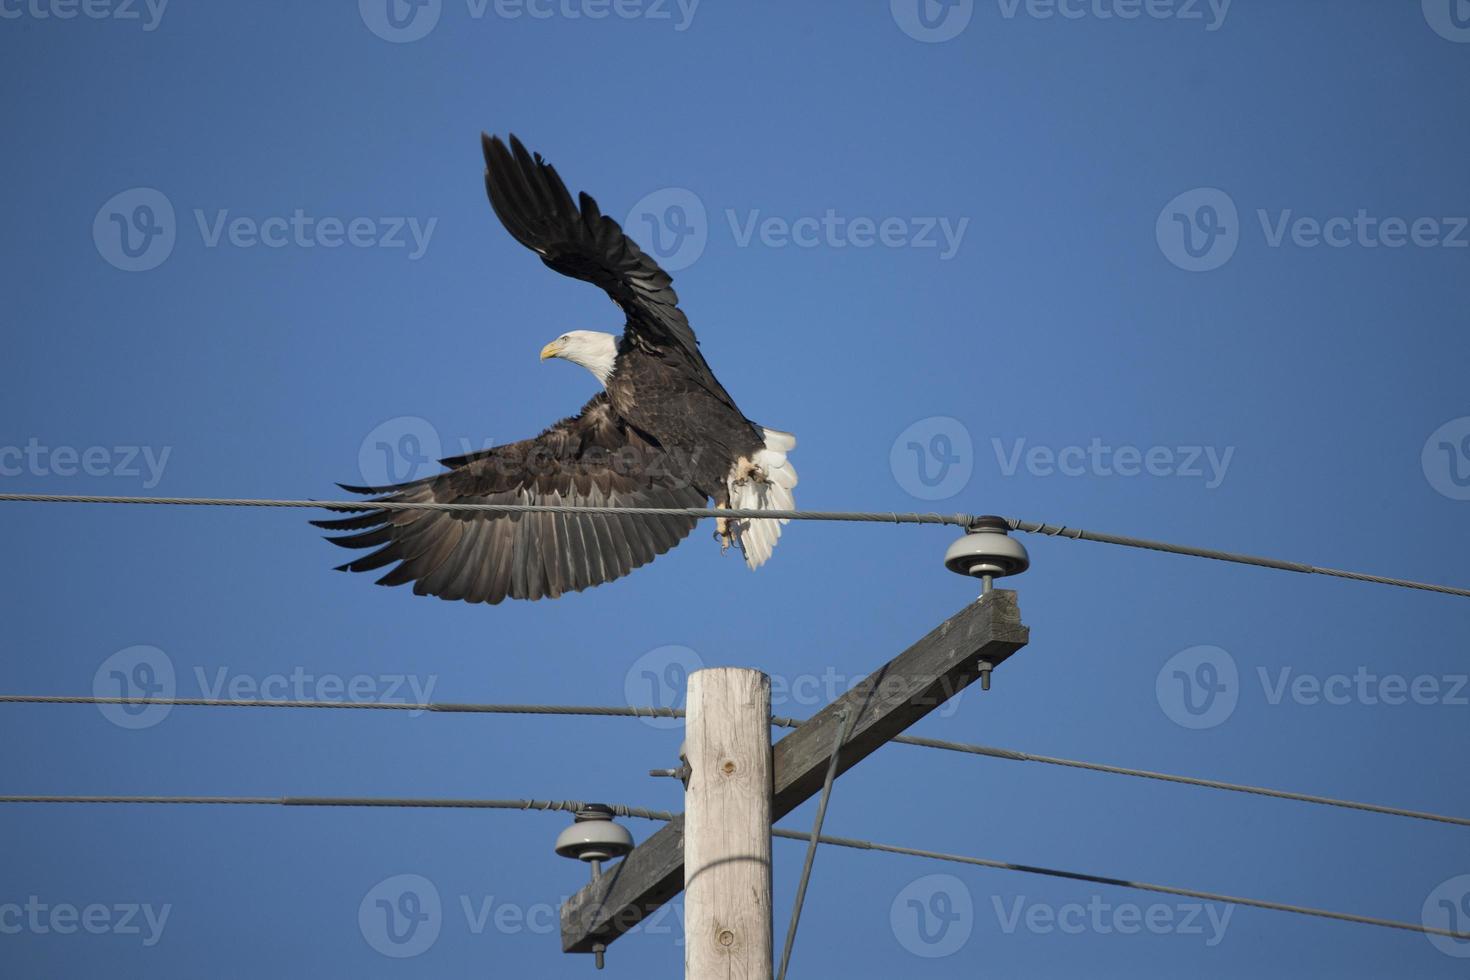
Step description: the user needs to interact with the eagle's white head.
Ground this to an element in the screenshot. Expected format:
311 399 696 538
540 330 618 387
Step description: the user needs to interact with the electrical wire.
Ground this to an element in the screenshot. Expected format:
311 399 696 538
5 696 1464 828
777 707 855 980
0 793 1462 941
0 795 675 819
765 829 1470 941
0 492 1465 599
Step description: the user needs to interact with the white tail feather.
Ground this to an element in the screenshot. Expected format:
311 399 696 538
729 428 798 570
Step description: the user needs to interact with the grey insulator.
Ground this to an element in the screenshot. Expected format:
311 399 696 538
944 515 1030 582
554 804 635 863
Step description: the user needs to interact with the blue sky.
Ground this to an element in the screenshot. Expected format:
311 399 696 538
3 1 1470 976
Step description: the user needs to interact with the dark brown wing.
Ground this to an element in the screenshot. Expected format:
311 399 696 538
315 396 706 604
481 133 737 408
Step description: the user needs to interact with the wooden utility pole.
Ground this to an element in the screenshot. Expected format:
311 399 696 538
684 668 773 980
561 590 1029 957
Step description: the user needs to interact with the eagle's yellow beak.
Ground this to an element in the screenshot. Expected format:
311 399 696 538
539 340 563 361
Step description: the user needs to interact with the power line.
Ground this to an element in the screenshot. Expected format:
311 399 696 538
6 695 1464 828
860 728 1470 829
778 707 855 980
1 492 1466 599
1007 518 1470 599
1 793 1462 942
0 492 969 526
0 695 682 718
767 829 1470 942
0 795 675 819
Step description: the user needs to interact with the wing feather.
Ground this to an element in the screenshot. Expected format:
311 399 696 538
317 395 704 605
481 133 737 407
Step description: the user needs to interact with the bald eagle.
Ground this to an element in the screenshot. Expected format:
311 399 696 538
316 134 797 604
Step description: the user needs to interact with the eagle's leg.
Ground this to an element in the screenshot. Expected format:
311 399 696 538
716 459 764 554
714 500 733 552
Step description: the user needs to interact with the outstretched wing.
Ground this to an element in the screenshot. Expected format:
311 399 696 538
481 133 735 406
316 396 706 604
